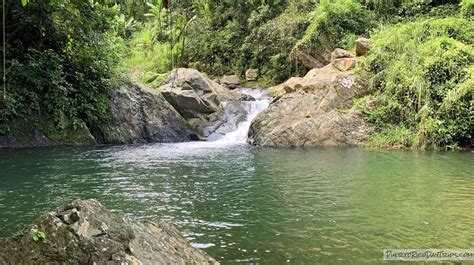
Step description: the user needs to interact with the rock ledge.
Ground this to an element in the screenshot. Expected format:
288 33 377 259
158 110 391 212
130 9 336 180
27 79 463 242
0 199 218 264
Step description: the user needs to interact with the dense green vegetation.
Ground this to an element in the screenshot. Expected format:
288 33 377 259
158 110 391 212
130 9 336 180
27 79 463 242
1 0 126 134
1 0 472 149
359 17 473 149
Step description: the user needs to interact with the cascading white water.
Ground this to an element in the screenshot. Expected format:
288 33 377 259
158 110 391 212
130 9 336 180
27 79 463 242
211 88 270 144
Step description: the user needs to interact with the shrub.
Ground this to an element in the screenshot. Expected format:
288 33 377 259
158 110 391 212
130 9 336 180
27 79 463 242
460 0 474 16
293 0 376 61
358 17 474 149
2 1 125 134
237 1 313 84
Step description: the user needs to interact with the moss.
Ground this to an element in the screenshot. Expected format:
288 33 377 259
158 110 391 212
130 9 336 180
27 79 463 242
6 116 96 146
38 119 96 145
8 120 37 145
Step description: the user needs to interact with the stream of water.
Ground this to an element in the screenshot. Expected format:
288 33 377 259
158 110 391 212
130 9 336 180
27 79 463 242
0 90 473 264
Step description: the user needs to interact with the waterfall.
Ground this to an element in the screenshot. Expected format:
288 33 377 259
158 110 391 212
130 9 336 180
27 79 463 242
210 88 270 144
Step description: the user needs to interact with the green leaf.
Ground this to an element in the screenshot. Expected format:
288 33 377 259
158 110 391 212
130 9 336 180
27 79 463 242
21 0 28 6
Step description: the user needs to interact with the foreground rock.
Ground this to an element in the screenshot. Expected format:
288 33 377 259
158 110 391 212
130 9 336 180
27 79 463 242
161 68 251 139
0 199 218 264
95 81 196 144
249 64 372 147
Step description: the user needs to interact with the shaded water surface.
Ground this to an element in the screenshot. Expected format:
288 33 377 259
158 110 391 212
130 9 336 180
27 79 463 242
0 144 472 264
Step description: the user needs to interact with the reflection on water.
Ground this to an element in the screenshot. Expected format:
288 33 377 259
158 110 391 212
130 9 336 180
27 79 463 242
0 144 473 264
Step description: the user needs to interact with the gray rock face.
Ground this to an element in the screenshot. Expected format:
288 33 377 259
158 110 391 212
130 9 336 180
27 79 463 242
249 65 372 147
160 69 250 139
0 199 218 264
96 81 195 144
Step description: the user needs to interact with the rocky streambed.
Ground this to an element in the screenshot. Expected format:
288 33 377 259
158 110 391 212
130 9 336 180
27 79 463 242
1 39 375 149
248 40 374 147
0 199 218 264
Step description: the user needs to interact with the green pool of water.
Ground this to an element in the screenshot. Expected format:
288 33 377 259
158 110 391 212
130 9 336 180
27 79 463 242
0 143 472 264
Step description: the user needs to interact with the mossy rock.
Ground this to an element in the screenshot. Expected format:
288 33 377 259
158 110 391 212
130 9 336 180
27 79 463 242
3 117 96 148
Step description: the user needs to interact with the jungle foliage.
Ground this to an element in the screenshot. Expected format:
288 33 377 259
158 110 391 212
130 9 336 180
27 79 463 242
1 0 126 133
358 17 473 149
1 0 472 149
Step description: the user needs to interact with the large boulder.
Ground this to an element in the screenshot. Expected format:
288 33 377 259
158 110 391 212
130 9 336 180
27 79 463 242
331 48 358 72
160 69 251 139
249 65 372 147
95 81 195 144
220 75 240 89
355 37 373 56
0 199 218 264
245 69 259 81
0 118 96 149
292 46 330 69
161 69 248 117
293 50 326 69
330 48 355 61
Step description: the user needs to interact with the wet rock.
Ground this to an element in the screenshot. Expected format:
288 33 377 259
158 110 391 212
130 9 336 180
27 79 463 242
245 69 259 81
355 37 373 56
160 69 251 139
249 65 372 147
205 101 249 140
95 80 195 144
0 199 218 264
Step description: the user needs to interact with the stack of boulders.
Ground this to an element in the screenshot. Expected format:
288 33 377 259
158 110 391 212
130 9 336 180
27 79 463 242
160 68 252 139
248 38 374 147
331 37 373 72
